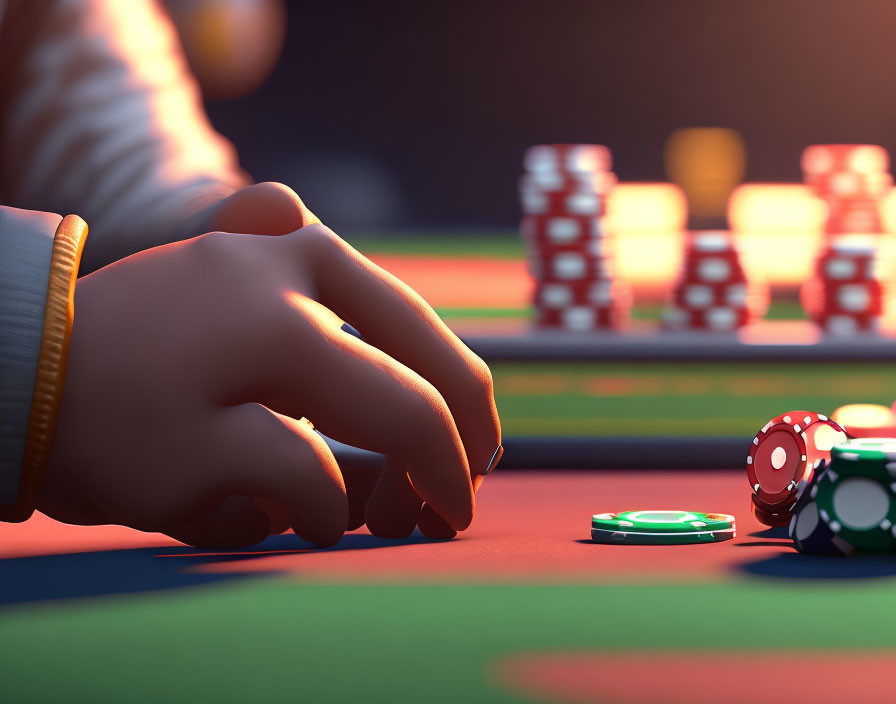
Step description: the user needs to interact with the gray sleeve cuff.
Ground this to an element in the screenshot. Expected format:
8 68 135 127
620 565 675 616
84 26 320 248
0 206 62 506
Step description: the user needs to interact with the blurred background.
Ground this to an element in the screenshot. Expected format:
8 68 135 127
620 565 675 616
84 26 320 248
169 0 896 230
161 0 896 443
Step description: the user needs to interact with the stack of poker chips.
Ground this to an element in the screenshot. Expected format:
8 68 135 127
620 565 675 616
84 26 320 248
519 144 630 332
790 438 896 556
800 144 892 334
799 236 885 335
801 144 892 236
746 411 848 527
661 230 768 332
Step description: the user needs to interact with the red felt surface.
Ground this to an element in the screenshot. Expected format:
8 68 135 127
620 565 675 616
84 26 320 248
493 651 896 704
0 471 783 581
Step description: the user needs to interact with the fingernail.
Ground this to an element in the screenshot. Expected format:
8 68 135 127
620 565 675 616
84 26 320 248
483 445 503 475
341 322 364 340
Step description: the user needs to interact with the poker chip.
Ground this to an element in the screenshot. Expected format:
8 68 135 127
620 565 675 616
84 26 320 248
520 216 604 245
590 526 736 545
520 171 617 194
534 280 619 308
524 144 613 174
535 301 630 331
661 304 751 332
589 510 736 545
801 145 891 240
662 230 766 331
820 313 880 335
528 250 614 281
520 189 605 217
745 410 848 519
813 466 896 552
799 233 887 334
789 465 855 556
801 144 889 177
750 494 792 527
592 510 735 533
520 144 629 331
828 438 896 483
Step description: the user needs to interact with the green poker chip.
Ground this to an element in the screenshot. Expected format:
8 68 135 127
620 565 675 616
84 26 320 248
591 510 735 534
829 438 896 483
589 526 736 545
812 467 896 552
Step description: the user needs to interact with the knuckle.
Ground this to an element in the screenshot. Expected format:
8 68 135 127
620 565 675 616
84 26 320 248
290 223 347 261
192 230 230 254
464 355 495 396
402 381 453 434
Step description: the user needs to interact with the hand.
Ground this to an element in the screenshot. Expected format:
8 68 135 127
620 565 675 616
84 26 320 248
41 225 501 548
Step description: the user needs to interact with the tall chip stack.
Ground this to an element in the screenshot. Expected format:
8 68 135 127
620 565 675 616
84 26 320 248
799 237 885 335
661 231 768 332
800 144 893 334
519 144 630 332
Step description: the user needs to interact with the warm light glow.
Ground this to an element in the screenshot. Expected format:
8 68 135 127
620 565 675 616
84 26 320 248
607 183 688 231
878 188 896 233
728 184 826 287
728 183 825 232
606 183 688 293
664 128 746 217
831 404 896 428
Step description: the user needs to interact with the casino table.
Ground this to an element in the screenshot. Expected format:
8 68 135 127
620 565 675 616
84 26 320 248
3 470 896 704
359 233 896 465
4 233 896 703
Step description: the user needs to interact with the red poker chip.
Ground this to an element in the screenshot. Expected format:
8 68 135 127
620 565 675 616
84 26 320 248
823 214 883 234
816 248 876 282
520 188 606 217
746 411 848 510
801 144 890 175
534 302 630 331
524 236 610 259
818 194 888 209
801 277 884 320
519 171 617 195
818 312 882 335
820 280 884 316
661 304 752 331
750 495 793 528
520 215 606 246
686 231 738 254
528 250 616 282
524 144 613 174
825 204 883 215
807 172 893 198
534 280 631 309
679 257 748 285
671 281 768 315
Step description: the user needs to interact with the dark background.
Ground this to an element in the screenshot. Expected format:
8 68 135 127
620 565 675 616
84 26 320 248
203 0 896 230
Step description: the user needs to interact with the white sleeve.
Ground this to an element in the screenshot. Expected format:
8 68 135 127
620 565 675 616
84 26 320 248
0 0 251 272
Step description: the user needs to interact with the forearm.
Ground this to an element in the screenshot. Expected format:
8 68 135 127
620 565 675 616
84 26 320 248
0 0 249 273
0 206 87 522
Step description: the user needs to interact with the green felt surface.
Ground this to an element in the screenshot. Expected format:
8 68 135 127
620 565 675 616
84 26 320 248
436 300 808 321
3 578 896 703
353 231 522 258
492 362 896 437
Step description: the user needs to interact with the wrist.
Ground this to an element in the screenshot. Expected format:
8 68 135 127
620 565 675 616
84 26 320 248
0 215 88 522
